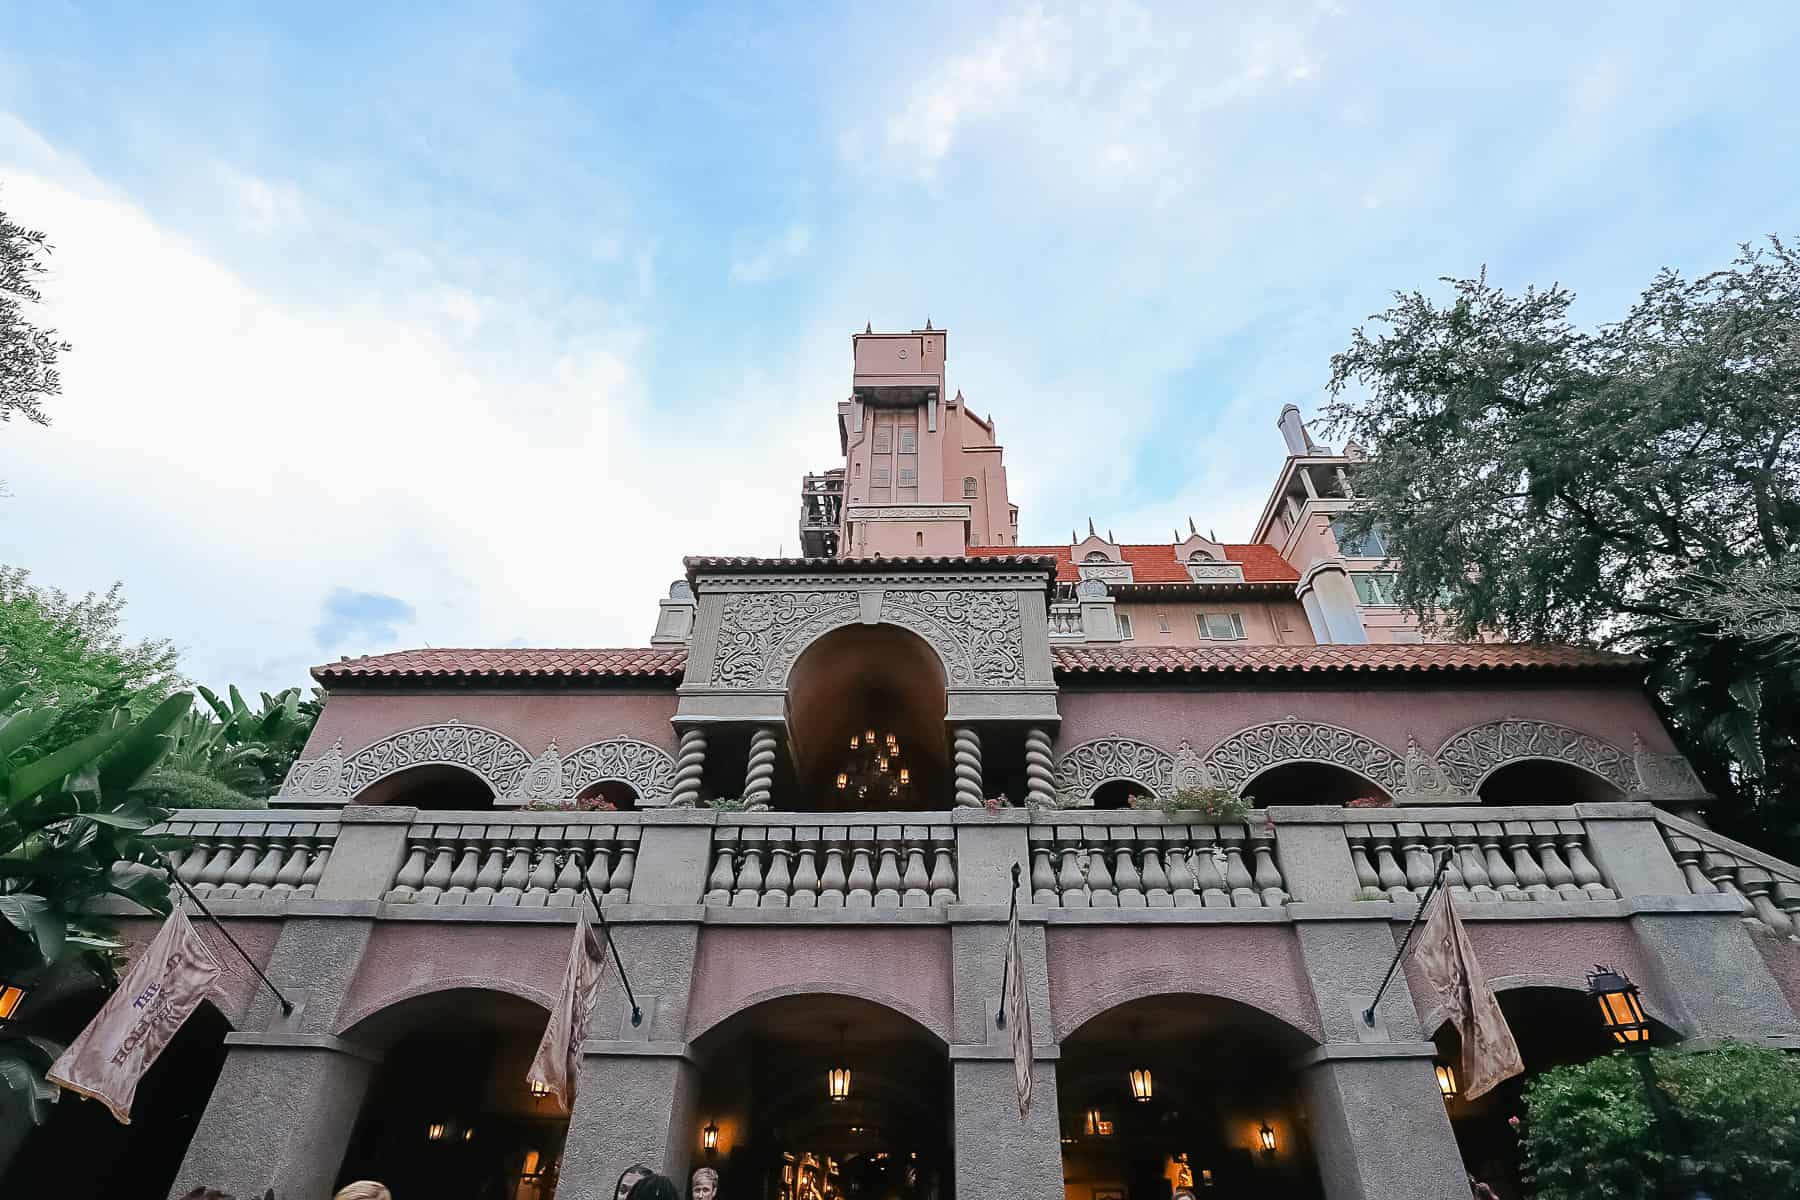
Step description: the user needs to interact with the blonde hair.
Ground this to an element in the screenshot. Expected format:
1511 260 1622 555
334 1184 393 1200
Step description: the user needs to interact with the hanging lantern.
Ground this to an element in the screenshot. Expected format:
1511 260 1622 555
463 1127 475 1142
850 735 859 749
865 729 876 743
1587 965 1651 1046
837 772 849 790
0 979 28 1026
828 1024 852 1101
703 1120 719 1153
1258 1123 1276 1156
878 755 889 773
1084 1108 1112 1136
1434 1061 1458 1099
426 1122 447 1142
898 767 910 785
521 1149 543 1178
1129 1066 1154 1102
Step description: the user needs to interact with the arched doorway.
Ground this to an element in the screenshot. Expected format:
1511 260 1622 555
786 625 950 811
1242 763 1389 808
1477 761 1624 806
1093 779 1154 810
1 986 231 1198
335 988 567 1200
574 780 639 810
689 994 953 1199
1434 985 1678 1200
358 764 497 810
1058 995 1323 1200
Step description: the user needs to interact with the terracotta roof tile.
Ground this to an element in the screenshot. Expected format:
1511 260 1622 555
969 543 1299 583
314 647 688 684
1051 643 1644 676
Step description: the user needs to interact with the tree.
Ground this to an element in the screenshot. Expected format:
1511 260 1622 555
1 197 69 430
138 686 322 809
1324 239 1800 855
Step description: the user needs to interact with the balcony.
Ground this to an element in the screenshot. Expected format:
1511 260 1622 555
798 470 844 557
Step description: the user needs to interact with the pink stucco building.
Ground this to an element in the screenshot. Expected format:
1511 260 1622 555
10 325 1798 1200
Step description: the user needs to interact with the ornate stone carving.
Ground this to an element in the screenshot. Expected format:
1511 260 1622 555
1187 562 1245 583
1631 735 1710 801
879 588 1025 686
1433 719 1635 794
711 591 861 686
1054 737 1175 801
1171 739 1214 791
555 738 677 803
509 739 566 802
1074 577 1108 601
279 721 534 801
1076 562 1134 583
952 727 984 807
1396 735 1460 802
1024 727 1056 806
843 503 973 522
1202 720 1406 795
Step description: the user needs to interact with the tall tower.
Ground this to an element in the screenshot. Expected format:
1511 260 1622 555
797 325 1017 558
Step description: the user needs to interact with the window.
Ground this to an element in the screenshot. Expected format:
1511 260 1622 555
1330 516 1388 558
873 429 892 454
873 466 890 486
1117 612 1133 640
1187 549 1217 563
1353 572 1402 606
898 428 917 454
1196 612 1247 640
963 476 978 498
854 461 862 476
915 531 924 548
1156 610 1170 633
1083 551 1111 563
898 465 916 486
1010 510 1018 525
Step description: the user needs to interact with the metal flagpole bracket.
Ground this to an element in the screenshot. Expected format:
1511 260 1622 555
161 858 294 1017
1361 848 1451 1028
995 862 1022 1030
557 852 643 1027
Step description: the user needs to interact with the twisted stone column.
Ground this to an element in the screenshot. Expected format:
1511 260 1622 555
952 726 984 808
1024 727 1055 807
670 727 707 806
743 726 778 807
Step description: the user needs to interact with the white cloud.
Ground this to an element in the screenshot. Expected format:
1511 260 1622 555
0 121 830 692
729 223 813 284
215 164 307 235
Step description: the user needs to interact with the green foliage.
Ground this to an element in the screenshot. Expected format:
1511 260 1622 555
1522 1043 1800 1199
1 197 70 430
1132 786 1252 822
134 767 269 810
1324 239 1800 855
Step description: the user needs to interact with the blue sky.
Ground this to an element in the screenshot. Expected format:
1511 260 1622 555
3 2 1797 693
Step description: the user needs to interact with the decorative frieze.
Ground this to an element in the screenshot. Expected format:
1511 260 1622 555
1631 736 1709 801
504 738 677 805
1186 562 1246 583
277 721 533 802
1434 719 1636 795
1054 737 1175 802
1203 720 1406 796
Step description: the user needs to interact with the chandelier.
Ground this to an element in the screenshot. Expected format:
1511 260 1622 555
835 728 913 805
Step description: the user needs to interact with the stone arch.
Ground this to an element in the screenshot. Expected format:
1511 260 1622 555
710 588 1025 689
502 737 677 804
1053 736 1176 802
1054 978 1323 1049
1433 719 1636 795
334 978 555 1048
687 982 951 1050
1203 719 1405 796
279 722 533 802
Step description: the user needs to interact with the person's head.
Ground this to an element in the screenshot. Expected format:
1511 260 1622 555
691 1165 720 1200
333 1185 392 1200
625 1173 682 1200
334 1185 393 1200
614 1164 654 1200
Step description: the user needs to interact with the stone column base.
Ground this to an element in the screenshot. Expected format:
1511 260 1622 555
951 1056 1065 1197
557 1046 700 1197
1297 1046 1468 1200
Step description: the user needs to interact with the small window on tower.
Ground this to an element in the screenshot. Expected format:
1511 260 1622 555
1010 510 1018 525
873 466 890 486
915 531 924 548
899 428 917 454
963 476 978 498
1117 613 1134 640
1157 611 1170 633
898 466 916 486
873 429 892 454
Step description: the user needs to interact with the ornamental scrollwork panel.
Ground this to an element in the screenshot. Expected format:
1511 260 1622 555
1433 719 1635 794
1054 737 1175 801
1202 720 1406 795
879 589 1025 686
278 721 533 800
560 738 677 802
711 590 861 687
1630 736 1708 801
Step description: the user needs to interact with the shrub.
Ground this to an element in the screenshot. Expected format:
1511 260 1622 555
1522 1042 1800 1199
523 795 618 812
1131 786 1251 822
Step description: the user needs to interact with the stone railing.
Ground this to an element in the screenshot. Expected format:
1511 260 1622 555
1026 817 1285 908
1659 812 1798 937
703 817 957 908
1047 603 1083 639
1346 816 1614 902
158 811 342 901
384 816 639 907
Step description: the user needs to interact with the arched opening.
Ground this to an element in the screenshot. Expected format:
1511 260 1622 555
785 624 950 811
1477 760 1625 806
2 985 231 1197
1434 985 1679 1200
573 780 639 811
690 994 952 1199
1092 779 1154 810
358 763 497 810
1243 762 1389 808
1059 995 1323 1200
335 988 567 1200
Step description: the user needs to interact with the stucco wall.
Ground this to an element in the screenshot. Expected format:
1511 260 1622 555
1115 599 1314 647
1752 930 1800 1019
336 921 569 1033
1055 682 1678 765
302 688 680 760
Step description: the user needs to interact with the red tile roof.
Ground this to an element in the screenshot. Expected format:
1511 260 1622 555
314 647 687 684
1051 643 1645 676
969 543 1299 583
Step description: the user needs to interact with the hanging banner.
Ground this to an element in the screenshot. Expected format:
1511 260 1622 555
526 911 608 1111
1413 887 1524 1099
1002 896 1034 1117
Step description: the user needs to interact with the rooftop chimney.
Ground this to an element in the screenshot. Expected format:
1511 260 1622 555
1277 404 1324 455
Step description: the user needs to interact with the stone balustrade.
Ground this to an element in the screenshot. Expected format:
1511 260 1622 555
1659 812 1799 937
703 817 958 908
1346 816 1615 903
1047 604 1083 638
384 817 638 906
158 812 341 901
1027 817 1285 908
